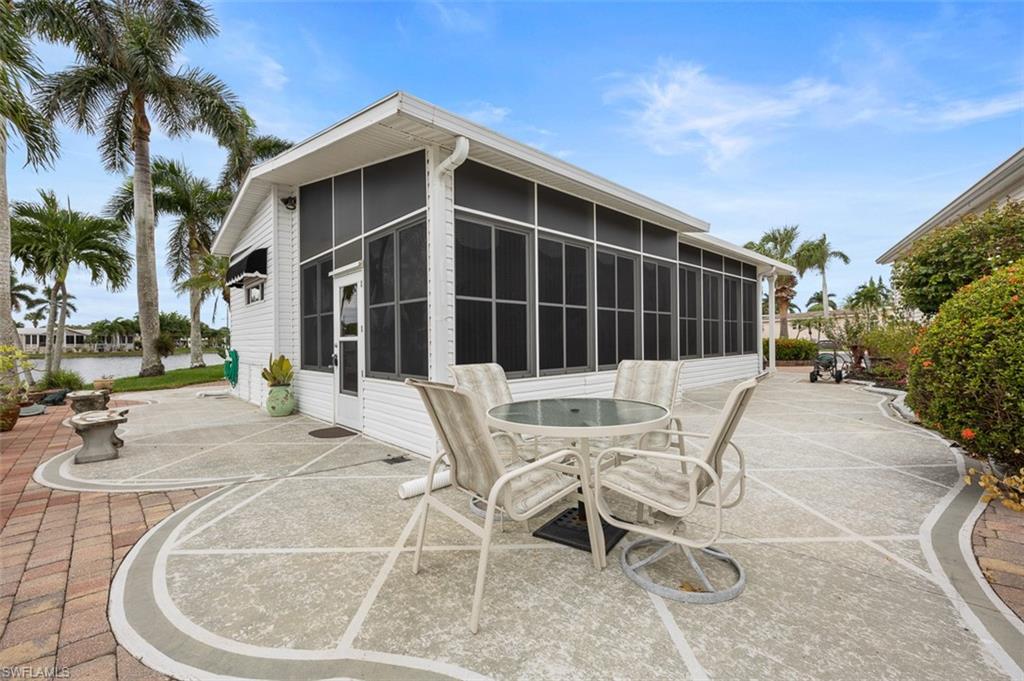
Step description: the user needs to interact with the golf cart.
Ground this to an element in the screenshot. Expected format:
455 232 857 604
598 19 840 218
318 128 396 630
810 340 849 384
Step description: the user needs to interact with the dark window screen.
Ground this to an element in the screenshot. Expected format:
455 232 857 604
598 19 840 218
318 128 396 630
333 170 361 245
362 151 426 231
724 276 741 354
454 220 530 375
742 279 758 354
597 250 638 368
679 265 701 358
366 221 427 378
454 161 534 224
596 206 641 251
643 260 674 360
300 254 334 371
642 222 677 259
539 237 591 372
537 185 594 239
299 179 332 261
703 271 723 356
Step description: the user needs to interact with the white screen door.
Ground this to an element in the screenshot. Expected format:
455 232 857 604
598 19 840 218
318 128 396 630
334 270 362 430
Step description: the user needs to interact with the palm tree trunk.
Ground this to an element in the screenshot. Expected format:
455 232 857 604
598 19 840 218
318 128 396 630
132 100 164 377
52 281 67 373
0 138 15 348
43 282 58 375
778 293 790 339
188 252 205 367
821 267 829 320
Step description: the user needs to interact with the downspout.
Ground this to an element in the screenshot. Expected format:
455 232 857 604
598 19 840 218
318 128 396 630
437 136 469 175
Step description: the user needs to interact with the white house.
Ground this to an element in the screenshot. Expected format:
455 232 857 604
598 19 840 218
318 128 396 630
18 326 91 352
212 92 795 455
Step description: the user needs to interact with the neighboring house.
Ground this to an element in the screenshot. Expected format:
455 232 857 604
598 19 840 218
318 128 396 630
877 147 1024 264
18 326 91 352
212 92 795 456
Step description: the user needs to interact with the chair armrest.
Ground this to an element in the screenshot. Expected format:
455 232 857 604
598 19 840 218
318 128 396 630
485 449 586 521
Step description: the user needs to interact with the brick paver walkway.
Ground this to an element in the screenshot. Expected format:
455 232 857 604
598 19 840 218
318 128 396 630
1 400 213 680
973 501 1024 620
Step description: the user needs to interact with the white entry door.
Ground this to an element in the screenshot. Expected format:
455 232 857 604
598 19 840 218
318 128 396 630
333 270 363 430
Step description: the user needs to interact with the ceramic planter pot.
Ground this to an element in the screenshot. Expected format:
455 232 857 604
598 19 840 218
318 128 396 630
266 385 295 417
0 401 20 432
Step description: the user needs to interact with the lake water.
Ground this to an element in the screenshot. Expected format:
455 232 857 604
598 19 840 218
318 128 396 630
31 353 224 383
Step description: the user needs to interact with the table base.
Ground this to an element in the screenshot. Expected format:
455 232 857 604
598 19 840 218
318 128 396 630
533 508 627 554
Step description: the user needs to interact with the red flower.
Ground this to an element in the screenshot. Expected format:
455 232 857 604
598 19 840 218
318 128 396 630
910 346 920 355
961 428 976 441
922 360 933 368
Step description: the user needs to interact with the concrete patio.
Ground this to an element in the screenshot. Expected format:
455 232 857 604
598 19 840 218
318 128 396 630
29 374 1024 680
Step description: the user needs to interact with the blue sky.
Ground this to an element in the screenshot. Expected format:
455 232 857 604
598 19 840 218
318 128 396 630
8 0 1023 327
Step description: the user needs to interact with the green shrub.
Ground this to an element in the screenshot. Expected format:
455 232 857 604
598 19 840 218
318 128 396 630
155 332 176 358
907 260 1024 467
764 337 818 361
860 320 923 386
892 200 1024 315
38 368 86 391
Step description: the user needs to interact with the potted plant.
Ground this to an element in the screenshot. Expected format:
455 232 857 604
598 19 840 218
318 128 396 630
94 374 115 391
0 346 32 432
261 354 295 417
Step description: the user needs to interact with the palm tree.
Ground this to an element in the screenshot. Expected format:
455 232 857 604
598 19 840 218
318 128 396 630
24 307 46 328
220 109 292 193
794 234 850 320
744 225 800 338
108 158 230 367
27 0 244 376
179 253 230 326
847 276 892 312
10 274 46 313
805 291 838 312
11 190 131 374
1 3 58 386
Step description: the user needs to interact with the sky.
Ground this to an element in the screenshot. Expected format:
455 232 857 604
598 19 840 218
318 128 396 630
7 0 1023 327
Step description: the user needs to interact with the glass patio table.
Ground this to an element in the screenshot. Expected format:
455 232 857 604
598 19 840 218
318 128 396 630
487 397 670 555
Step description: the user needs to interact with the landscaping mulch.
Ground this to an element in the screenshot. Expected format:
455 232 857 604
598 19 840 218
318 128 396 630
0 400 213 679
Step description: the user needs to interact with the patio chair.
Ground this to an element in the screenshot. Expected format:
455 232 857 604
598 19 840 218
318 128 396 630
610 359 685 451
592 374 765 603
405 378 597 633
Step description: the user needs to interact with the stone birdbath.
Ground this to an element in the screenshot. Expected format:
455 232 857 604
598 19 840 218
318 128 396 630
68 390 110 414
71 409 129 464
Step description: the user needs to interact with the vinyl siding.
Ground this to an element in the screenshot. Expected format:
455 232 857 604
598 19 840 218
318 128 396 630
228 192 275 407
362 379 435 454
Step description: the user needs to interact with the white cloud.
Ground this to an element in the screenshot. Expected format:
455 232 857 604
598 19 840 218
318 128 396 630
607 54 1022 170
461 101 510 126
215 23 289 92
606 62 838 169
426 1 491 33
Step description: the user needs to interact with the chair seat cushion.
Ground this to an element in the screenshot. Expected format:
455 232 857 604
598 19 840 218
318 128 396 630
506 468 576 516
600 458 693 515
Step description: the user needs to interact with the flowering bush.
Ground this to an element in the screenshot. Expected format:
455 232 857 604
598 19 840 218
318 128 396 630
907 260 1024 468
0 345 32 406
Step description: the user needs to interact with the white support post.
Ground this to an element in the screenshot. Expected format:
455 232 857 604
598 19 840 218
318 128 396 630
767 273 777 373
756 275 765 371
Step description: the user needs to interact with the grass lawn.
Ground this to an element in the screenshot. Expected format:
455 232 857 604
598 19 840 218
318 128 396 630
105 365 226 392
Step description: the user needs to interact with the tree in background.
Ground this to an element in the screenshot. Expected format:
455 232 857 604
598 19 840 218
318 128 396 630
891 200 1024 316
179 253 231 326
10 273 46 313
795 234 850 320
0 3 59 385
108 158 231 368
220 109 292 193
744 225 801 338
11 190 131 374
846 276 892 312
805 291 838 312
27 0 244 377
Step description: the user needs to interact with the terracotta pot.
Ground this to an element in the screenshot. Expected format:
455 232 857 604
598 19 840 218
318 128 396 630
93 378 115 391
0 402 20 432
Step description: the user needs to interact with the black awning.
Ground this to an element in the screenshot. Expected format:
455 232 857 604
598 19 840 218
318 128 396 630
226 247 268 288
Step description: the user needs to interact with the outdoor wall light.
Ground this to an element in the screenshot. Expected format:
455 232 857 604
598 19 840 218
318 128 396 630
281 196 296 210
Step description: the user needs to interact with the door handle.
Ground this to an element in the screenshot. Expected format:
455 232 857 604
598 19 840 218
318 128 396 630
332 352 338 366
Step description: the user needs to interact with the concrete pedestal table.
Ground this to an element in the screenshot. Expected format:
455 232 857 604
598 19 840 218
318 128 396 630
68 390 111 414
72 409 129 464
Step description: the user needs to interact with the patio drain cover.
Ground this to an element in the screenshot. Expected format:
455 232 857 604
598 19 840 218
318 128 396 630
308 426 357 439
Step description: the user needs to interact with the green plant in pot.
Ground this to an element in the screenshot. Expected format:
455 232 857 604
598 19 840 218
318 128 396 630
261 354 296 417
0 346 32 432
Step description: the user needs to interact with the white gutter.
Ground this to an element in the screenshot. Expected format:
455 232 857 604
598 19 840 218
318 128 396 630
437 135 469 175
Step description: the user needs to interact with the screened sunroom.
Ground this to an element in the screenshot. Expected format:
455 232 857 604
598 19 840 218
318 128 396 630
212 92 793 456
